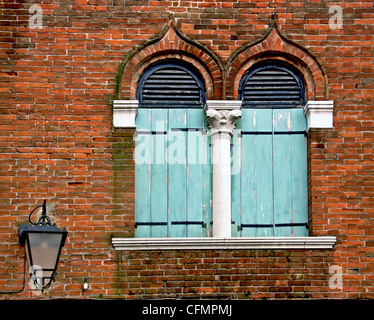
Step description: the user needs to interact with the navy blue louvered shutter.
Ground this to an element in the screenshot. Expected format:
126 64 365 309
239 63 306 109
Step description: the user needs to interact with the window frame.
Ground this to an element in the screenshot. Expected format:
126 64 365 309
232 61 310 238
134 61 212 238
111 59 336 250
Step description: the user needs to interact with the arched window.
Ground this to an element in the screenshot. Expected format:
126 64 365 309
232 61 309 237
134 62 212 238
239 61 306 108
137 62 206 108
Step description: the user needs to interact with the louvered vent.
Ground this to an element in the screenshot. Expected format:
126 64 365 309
138 64 204 108
240 65 305 108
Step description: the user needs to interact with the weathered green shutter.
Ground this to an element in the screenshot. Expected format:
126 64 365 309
135 108 212 237
135 63 212 238
134 108 167 237
231 108 308 237
233 62 308 237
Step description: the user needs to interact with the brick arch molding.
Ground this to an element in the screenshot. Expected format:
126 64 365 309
115 17 223 100
115 16 329 102
224 16 329 101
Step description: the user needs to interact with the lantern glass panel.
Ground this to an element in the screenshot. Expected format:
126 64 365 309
27 232 63 280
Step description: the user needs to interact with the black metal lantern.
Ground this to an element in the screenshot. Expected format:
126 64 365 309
19 200 68 291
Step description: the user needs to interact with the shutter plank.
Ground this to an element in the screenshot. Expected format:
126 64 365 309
186 109 204 237
290 109 308 236
150 109 168 237
273 109 293 237
240 109 256 237
231 119 241 237
203 115 213 237
254 109 274 237
168 108 187 237
134 109 152 238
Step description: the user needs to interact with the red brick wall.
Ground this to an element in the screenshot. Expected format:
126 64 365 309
0 0 373 299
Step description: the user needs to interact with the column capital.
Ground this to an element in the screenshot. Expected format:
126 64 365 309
205 100 242 136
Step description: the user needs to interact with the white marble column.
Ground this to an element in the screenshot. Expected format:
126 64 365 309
205 100 241 238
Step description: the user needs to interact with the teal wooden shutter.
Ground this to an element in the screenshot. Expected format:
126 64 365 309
135 108 168 237
233 61 308 237
231 108 308 237
135 63 212 238
273 108 308 236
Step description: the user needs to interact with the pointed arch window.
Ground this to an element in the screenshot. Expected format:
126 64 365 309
134 61 212 238
232 61 309 237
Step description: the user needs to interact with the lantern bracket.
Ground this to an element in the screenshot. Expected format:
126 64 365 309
28 199 53 226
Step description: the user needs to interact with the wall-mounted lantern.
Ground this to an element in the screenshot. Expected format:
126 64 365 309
19 200 68 291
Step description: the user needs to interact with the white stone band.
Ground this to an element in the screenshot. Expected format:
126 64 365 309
112 237 337 250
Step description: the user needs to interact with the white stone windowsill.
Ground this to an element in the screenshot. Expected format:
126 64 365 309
112 236 336 251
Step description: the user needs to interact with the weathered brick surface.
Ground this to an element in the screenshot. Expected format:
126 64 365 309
0 0 373 299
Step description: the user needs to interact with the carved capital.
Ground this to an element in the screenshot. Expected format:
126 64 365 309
205 100 242 136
